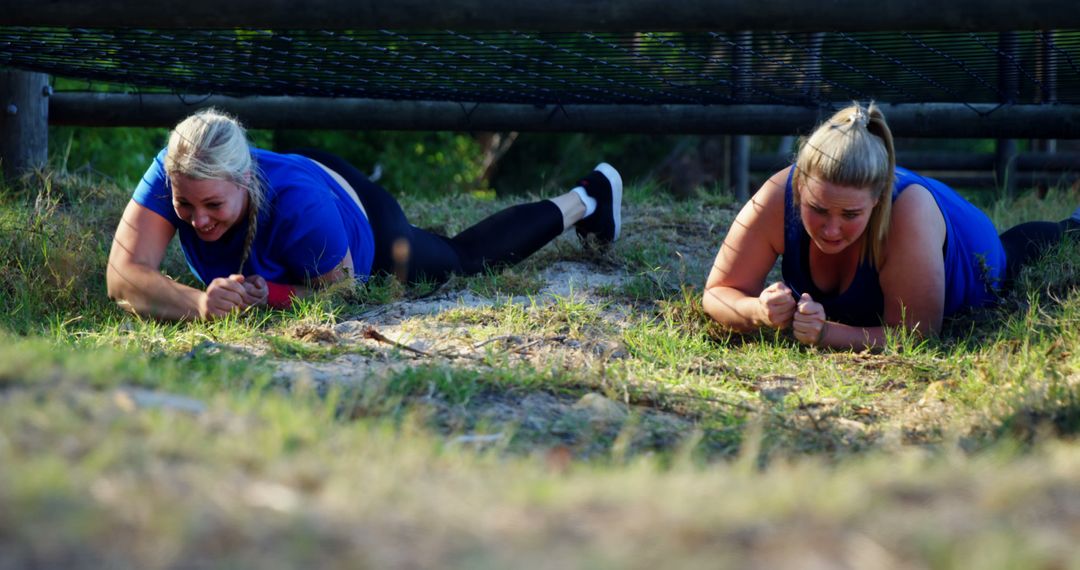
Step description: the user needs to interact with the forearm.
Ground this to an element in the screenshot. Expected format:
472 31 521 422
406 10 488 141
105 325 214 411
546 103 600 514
818 321 888 350
818 308 941 350
703 287 768 332
106 263 204 321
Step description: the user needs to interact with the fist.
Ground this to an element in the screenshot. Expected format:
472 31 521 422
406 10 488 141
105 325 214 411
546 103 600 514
200 275 248 319
792 293 827 345
758 281 797 329
239 274 269 307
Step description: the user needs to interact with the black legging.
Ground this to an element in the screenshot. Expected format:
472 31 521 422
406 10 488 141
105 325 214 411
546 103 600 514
292 149 564 284
999 217 1080 283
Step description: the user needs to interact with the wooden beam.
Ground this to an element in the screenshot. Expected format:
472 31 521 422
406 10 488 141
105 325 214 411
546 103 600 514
48 93 1080 139
0 70 49 179
2 0 1078 31
750 152 1080 173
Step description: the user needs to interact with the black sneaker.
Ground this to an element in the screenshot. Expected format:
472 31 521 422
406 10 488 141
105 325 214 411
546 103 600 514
574 162 622 246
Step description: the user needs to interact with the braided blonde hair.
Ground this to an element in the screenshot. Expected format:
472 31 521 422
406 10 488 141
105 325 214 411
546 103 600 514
793 102 896 267
165 109 265 273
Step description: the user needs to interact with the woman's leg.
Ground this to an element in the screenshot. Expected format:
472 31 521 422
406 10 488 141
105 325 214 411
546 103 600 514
999 214 1079 282
442 162 623 274
444 200 565 275
288 149 620 282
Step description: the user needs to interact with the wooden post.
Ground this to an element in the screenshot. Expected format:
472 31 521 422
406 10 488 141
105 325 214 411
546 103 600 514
1038 30 1058 154
731 31 752 202
0 70 49 180
995 32 1018 198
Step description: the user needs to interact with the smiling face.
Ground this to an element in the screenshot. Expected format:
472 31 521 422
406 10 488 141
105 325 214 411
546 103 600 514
798 176 880 256
171 175 249 242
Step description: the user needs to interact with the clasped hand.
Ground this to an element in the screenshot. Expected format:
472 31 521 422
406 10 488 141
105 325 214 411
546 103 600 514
200 274 269 319
758 281 828 346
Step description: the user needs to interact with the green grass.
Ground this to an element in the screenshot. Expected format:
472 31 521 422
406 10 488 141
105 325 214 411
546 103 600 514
452 266 548 299
1 170 1079 568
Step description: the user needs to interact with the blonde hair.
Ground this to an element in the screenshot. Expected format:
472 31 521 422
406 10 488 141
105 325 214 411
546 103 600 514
793 102 895 267
165 108 264 274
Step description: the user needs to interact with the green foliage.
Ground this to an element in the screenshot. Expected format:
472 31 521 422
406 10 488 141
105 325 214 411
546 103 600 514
435 294 607 340
273 129 487 197
453 267 547 299
0 171 121 331
46 78 168 189
492 132 677 195
49 126 168 189
986 185 1080 231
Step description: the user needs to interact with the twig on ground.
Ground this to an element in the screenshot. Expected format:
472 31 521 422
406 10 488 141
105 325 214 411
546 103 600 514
659 391 760 413
797 393 826 434
512 339 544 353
363 326 434 358
472 335 523 349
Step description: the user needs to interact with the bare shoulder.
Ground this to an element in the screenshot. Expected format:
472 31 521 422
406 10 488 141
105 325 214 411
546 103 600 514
890 184 943 228
706 167 792 293
752 166 793 210
735 166 791 249
892 183 940 215
884 183 946 257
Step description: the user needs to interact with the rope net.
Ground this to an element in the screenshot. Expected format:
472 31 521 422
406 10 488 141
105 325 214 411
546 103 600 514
2 28 1078 107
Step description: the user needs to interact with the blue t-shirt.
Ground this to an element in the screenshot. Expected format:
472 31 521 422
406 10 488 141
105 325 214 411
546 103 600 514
133 148 375 285
781 167 1005 326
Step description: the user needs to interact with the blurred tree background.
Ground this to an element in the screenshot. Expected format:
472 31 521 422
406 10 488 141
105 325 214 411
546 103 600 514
48 123 1040 200
46 72 1061 202
42 78 763 199
49 122 691 198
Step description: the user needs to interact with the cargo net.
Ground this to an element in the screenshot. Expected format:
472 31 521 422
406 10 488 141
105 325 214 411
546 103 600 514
2 28 1078 108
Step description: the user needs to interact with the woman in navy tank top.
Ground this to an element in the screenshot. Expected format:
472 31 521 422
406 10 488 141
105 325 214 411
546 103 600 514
703 103 1078 350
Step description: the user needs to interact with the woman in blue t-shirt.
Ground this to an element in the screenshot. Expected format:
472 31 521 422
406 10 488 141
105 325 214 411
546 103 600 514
107 109 623 320
703 103 1079 350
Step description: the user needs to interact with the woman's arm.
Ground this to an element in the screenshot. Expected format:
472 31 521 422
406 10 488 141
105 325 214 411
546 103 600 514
703 167 793 331
107 200 249 320
877 184 947 337
807 321 889 350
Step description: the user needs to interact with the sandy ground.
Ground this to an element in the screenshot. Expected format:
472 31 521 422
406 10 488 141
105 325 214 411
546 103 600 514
260 223 719 451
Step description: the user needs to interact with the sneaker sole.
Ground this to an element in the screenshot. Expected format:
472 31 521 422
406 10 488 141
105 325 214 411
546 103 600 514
594 162 622 241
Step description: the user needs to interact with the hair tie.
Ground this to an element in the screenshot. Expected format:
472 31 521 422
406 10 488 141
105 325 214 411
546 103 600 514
850 107 869 128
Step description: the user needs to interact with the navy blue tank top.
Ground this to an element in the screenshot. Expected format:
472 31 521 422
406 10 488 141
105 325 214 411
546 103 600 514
781 167 1005 327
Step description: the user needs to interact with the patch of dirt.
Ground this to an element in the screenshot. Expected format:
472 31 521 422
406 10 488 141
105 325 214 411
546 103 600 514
424 389 694 457
267 258 644 391
259 215 729 451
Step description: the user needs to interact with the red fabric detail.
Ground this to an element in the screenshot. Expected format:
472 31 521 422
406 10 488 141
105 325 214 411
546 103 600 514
266 281 298 309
